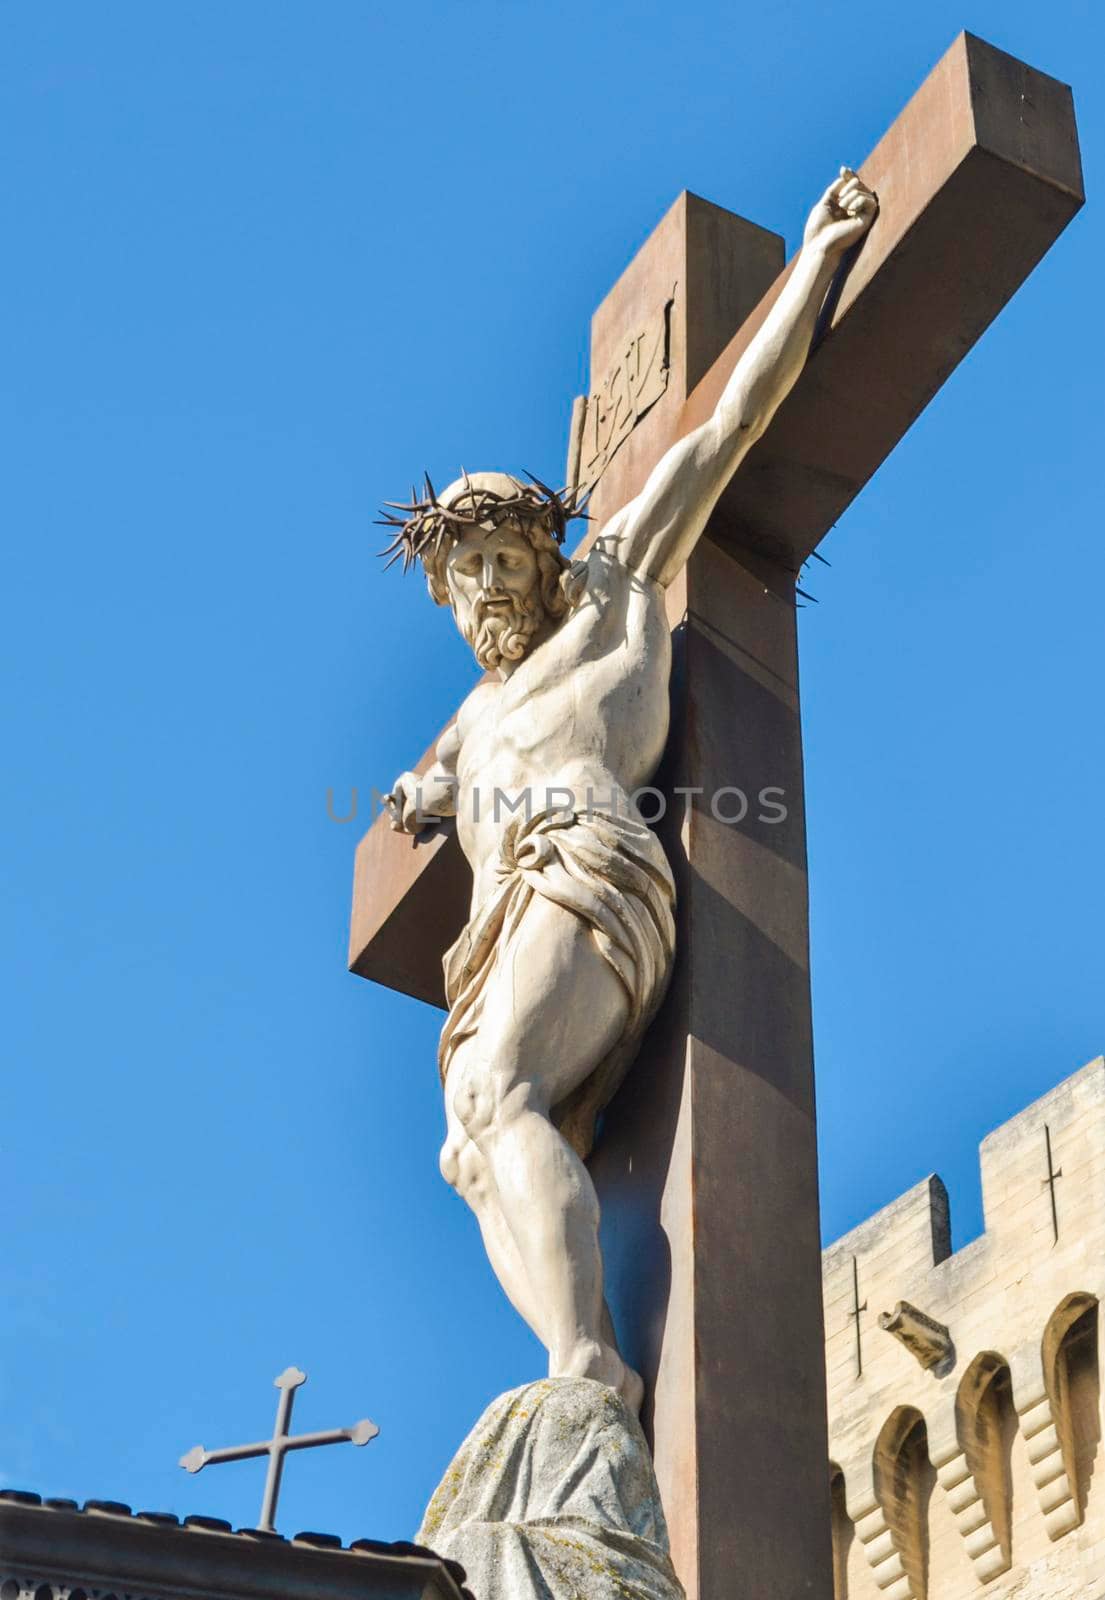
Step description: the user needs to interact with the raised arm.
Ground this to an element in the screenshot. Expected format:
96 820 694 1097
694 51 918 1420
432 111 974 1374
607 170 877 588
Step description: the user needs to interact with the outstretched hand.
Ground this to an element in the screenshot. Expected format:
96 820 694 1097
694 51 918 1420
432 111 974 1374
803 167 878 259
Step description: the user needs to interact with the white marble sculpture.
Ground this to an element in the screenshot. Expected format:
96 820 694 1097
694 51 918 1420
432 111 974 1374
384 171 877 1410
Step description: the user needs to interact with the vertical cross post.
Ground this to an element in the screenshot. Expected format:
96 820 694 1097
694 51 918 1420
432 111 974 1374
581 196 833 1600
260 1366 303 1532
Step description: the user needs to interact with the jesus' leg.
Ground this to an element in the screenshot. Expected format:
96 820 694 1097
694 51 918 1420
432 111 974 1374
442 1100 630 1390
440 1105 547 1345
447 896 642 1407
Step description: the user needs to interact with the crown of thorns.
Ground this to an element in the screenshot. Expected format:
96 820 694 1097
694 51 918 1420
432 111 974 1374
377 470 587 574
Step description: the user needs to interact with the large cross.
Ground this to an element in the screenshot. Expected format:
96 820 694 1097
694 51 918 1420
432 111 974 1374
348 34 1082 1600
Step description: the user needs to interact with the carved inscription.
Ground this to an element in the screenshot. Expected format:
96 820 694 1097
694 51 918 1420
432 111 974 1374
567 291 675 497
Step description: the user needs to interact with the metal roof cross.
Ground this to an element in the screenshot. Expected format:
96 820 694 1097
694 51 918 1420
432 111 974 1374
179 1366 378 1532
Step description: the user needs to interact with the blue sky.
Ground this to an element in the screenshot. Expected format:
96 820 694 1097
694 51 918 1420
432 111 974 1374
1 0 1101 1550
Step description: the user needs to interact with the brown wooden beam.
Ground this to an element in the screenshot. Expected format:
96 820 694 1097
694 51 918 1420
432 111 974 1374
694 32 1084 570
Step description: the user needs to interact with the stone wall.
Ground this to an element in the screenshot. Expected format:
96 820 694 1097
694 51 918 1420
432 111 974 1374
822 1056 1104 1599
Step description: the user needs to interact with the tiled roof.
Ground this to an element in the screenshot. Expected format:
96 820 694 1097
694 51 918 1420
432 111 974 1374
0 1489 473 1600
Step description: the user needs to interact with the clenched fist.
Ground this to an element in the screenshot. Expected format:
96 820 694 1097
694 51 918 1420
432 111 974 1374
803 168 878 259
384 771 429 833
384 768 456 833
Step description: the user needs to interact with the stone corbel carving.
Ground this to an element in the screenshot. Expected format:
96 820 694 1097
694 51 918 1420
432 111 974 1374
878 1301 955 1372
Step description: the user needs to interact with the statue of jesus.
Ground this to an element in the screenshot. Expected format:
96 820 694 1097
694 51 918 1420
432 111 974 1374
382 170 876 1408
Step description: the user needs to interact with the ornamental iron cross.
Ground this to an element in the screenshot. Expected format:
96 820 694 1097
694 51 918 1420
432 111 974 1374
1042 1123 1064 1244
848 1256 867 1379
179 1366 379 1532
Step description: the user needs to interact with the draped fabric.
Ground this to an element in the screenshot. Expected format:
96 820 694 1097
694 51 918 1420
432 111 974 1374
438 807 676 1160
416 1377 683 1600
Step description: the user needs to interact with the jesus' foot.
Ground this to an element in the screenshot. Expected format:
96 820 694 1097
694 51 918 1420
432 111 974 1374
552 1338 645 1414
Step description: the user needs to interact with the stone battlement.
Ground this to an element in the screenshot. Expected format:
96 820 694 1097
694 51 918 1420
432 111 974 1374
823 1056 1104 1598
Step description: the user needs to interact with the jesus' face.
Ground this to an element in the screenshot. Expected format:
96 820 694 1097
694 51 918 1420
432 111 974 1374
445 521 545 671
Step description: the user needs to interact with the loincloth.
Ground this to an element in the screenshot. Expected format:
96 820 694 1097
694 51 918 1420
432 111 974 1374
438 806 676 1161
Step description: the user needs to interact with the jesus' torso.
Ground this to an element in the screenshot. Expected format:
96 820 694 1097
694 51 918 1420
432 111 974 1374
453 545 672 911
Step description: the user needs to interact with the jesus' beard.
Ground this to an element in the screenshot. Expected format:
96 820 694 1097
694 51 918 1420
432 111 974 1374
464 590 545 670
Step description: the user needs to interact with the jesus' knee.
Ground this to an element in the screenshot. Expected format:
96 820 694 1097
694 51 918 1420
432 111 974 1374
451 1073 535 1148
438 1134 463 1190
439 1133 490 1209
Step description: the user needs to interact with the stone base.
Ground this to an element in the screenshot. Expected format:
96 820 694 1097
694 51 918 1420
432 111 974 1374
416 1378 685 1600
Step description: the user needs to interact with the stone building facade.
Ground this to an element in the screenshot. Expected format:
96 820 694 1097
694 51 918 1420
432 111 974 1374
823 1056 1104 1599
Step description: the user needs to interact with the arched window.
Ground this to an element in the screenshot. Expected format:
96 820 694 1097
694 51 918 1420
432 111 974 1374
874 1406 933 1599
1043 1291 1100 1525
955 1350 1016 1569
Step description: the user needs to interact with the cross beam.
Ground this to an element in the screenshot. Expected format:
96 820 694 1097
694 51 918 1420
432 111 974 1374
179 1366 379 1533
350 32 1082 1008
